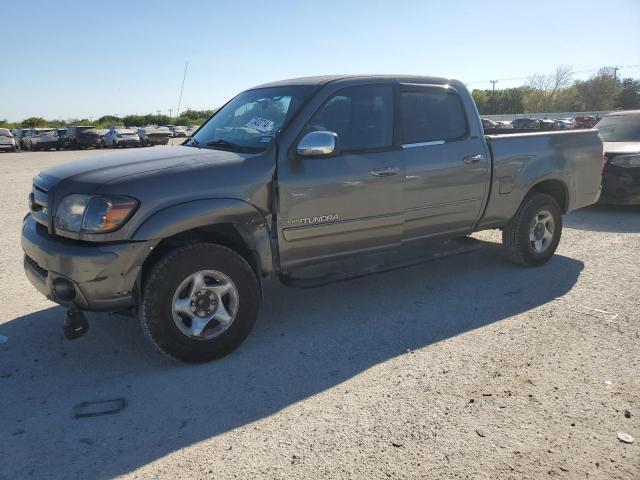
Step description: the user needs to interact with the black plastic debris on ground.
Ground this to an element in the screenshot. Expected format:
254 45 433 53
74 398 127 419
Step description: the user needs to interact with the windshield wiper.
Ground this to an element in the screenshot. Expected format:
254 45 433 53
206 139 242 150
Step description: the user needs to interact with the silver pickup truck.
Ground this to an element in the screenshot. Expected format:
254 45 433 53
21 75 603 362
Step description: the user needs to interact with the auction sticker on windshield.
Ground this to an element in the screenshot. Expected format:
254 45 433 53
245 117 275 133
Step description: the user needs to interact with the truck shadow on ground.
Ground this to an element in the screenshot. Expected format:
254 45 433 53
0 242 583 479
564 204 640 233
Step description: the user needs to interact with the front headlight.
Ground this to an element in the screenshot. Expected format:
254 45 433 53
54 194 138 233
610 154 640 168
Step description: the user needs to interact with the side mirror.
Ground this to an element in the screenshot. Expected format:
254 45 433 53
297 131 337 157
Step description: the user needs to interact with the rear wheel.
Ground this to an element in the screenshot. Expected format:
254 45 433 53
139 243 260 363
502 192 562 266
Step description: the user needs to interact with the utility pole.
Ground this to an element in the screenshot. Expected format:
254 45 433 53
176 60 189 118
612 66 619 80
490 80 498 115
169 109 173 118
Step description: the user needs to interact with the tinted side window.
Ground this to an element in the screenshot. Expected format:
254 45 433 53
400 89 467 144
306 85 393 151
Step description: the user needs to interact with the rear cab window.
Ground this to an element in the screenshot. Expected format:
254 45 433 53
399 85 468 145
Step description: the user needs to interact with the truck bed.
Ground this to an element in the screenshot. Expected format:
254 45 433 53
478 129 603 229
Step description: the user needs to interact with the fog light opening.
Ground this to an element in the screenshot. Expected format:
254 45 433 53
53 277 76 302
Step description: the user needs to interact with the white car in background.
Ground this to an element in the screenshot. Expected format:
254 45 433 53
102 128 141 148
170 125 188 137
0 128 17 152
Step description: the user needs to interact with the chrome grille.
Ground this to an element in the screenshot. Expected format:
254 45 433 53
25 255 48 280
30 182 49 226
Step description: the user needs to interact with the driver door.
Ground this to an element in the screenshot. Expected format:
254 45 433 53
276 84 404 270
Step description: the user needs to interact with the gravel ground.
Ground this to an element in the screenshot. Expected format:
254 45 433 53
0 147 638 479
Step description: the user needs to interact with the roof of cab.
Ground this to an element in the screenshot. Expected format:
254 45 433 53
251 74 461 90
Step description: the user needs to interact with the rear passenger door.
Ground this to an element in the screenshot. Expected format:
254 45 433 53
399 84 490 241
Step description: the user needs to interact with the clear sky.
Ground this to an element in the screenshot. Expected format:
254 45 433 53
2 0 639 121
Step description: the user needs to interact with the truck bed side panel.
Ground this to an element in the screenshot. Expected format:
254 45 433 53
478 129 602 228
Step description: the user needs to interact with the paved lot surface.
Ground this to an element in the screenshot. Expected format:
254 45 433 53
0 147 638 479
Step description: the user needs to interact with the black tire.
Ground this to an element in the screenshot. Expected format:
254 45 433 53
139 243 260 363
502 192 562 266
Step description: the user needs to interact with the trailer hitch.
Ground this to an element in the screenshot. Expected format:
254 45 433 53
63 308 89 340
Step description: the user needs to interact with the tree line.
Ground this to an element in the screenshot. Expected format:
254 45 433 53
472 66 640 115
0 108 217 130
2 66 639 128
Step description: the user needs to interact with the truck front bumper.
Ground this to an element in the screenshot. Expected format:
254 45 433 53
21 215 155 312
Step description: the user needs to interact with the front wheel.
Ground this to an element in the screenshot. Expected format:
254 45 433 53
502 192 562 266
139 243 260 363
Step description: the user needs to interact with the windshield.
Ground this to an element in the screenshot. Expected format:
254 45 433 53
191 85 315 153
595 114 640 142
36 129 56 136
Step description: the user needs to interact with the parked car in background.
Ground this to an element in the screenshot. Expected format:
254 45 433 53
63 126 102 149
538 119 556 130
15 128 31 149
512 118 540 129
160 125 176 136
95 128 109 147
595 110 640 205
494 120 512 129
574 116 598 129
23 128 60 151
56 128 68 149
171 125 188 137
0 128 17 152
102 127 141 147
137 127 172 146
481 118 499 129
186 125 200 135
553 119 575 130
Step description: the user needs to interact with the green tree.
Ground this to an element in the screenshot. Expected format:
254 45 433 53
21 117 47 128
553 85 579 111
472 88 525 115
616 78 640 110
575 68 621 111
525 65 574 112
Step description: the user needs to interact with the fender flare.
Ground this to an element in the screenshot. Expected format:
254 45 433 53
132 198 275 275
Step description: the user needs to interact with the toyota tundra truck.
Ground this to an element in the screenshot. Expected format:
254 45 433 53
21 75 604 362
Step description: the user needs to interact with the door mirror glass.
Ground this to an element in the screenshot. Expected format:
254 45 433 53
297 131 337 157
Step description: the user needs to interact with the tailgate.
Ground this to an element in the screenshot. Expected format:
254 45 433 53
481 129 602 225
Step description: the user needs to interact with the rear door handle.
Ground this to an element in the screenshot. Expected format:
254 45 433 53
370 167 399 177
463 154 484 164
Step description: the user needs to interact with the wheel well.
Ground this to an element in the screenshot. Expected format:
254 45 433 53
140 224 261 291
531 180 569 213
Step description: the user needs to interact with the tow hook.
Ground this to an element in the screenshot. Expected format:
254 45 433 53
63 309 89 340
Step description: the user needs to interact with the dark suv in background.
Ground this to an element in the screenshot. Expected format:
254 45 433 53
595 110 640 205
62 126 102 149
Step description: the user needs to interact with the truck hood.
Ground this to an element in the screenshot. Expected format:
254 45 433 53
34 145 276 238
36 145 243 190
603 141 640 155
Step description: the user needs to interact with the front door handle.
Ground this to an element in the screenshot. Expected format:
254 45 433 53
463 154 484 164
370 167 399 177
